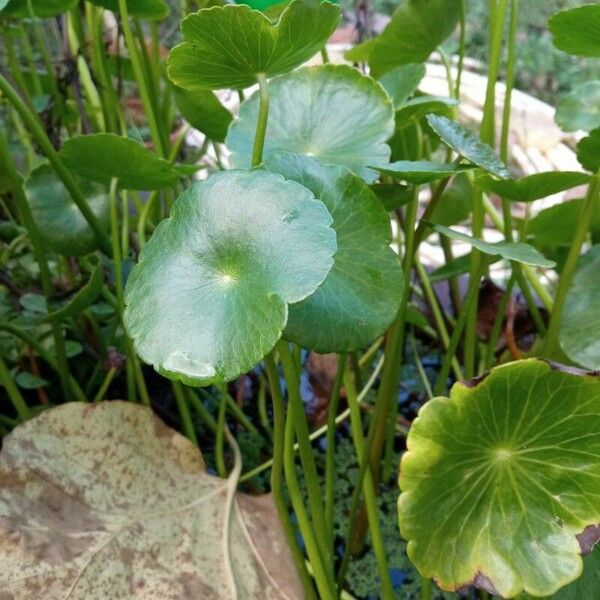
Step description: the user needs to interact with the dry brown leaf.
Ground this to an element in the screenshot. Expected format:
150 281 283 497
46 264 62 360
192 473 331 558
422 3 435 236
0 401 303 600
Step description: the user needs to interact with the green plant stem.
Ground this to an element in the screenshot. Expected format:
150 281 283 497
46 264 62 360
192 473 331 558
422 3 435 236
216 383 228 478
455 0 467 99
0 356 30 420
415 257 464 380
413 170 457 248
0 72 112 254
283 383 336 600
435 257 487 394
0 323 85 401
1 136 73 401
117 0 166 156
466 0 508 379
2 26 30 100
421 575 432 600
172 381 198 446
367 186 418 481
277 341 334 584
251 73 269 167
263 354 317 600
499 0 519 240
481 194 554 311
324 355 346 546
484 273 516 368
543 174 600 356
186 388 218 433
26 0 64 114
19 25 43 96
240 354 388 482
343 365 395 599
93 367 117 402
481 0 507 147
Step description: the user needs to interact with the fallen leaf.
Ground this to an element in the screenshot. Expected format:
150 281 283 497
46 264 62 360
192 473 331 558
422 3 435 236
0 401 303 599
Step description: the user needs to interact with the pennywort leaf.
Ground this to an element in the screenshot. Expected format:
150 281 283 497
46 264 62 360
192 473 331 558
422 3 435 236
357 0 462 78
227 65 394 183
556 81 600 133
172 85 233 143
427 115 510 179
86 0 169 20
399 359 600 598
370 160 475 185
167 0 340 90
59 134 182 191
124 170 336 385
577 128 600 172
549 3 600 57
25 165 110 257
264 152 404 352
559 245 600 371
1 0 77 18
430 223 556 268
477 171 592 202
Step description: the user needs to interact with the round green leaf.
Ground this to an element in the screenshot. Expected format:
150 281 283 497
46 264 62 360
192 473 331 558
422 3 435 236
560 245 600 370
124 169 336 385
556 82 600 133
366 0 462 78
172 85 232 143
25 165 109 256
577 128 600 172
15 372 48 389
395 95 458 129
2 0 77 18
548 545 600 600
59 134 182 190
477 171 592 202
431 223 556 268
167 0 340 90
529 200 600 247
370 160 475 185
427 114 510 179
549 4 600 57
227 65 394 183
85 0 169 20
399 358 600 598
378 63 426 108
264 152 403 352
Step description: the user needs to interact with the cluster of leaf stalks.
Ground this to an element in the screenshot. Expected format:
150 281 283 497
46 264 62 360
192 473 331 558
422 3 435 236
2 0 600 599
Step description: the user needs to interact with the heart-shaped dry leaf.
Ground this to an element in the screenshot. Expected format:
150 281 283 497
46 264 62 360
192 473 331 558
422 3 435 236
0 401 303 599
124 169 336 385
399 359 600 598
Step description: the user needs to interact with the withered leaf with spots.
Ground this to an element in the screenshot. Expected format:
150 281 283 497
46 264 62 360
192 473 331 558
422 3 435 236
0 402 303 600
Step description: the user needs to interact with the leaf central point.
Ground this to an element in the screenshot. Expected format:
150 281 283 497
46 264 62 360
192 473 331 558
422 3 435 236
493 447 514 462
